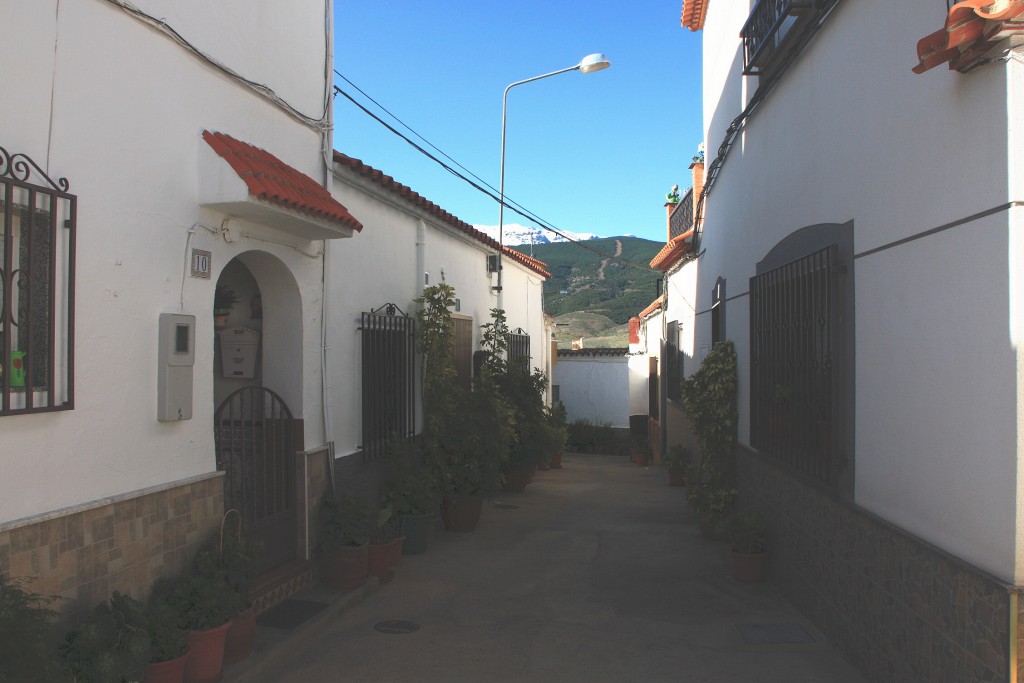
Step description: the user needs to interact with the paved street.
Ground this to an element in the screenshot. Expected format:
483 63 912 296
238 454 867 683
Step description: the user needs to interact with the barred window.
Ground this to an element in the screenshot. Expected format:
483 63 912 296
508 327 531 370
361 304 415 462
665 321 681 402
1 147 76 416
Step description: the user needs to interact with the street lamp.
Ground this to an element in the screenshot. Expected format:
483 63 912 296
494 53 611 305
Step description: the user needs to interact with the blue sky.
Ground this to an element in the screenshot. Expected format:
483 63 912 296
333 1 703 244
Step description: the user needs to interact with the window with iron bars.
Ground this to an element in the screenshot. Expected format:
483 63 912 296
1 147 76 416
507 328 531 371
360 303 416 462
750 243 846 489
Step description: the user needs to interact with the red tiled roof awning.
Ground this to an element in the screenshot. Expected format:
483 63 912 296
638 295 664 320
201 131 362 238
913 0 1024 74
681 0 709 31
650 230 694 271
333 151 551 279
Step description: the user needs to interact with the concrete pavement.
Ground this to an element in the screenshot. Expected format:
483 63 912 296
227 454 868 683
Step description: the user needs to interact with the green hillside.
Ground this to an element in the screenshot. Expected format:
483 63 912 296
527 236 662 324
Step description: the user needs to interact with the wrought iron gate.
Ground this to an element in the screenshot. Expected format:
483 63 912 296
215 387 296 573
360 303 415 462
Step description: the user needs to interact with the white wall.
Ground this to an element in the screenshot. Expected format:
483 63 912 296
0 0 331 523
327 165 547 458
696 0 1022 580
553 356 629 429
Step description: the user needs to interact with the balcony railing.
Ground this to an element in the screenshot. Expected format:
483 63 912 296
741 0 820 75
669 188 693 239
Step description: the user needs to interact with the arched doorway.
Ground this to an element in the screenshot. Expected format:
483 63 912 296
212 254 303 574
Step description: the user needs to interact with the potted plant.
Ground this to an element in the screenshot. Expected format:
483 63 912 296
62 592 152 683
144 589 189 683
368 504 402 579
320 495 372 589
547 403 568 469
192 510 260 666
687 486 737 539
717 511 768 582
663 444 691 486
382 440 440 556
213 284 239 330
0 573 65 683
151 572 237 683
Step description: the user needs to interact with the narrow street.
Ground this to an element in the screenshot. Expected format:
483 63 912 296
235 455 866 683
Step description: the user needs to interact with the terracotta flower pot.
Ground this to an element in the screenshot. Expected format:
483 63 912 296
388 535 406 566
502 466 531 493
144 650 189 683
732 550 768 583
442 496 483 532
322 543 369 590
368 541 392 577
184 621 231 683
549 452 563 469
223 604 256 666
668 468 686 487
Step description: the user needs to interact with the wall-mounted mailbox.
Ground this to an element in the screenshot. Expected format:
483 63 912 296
218 325 260 379
158 313 195 421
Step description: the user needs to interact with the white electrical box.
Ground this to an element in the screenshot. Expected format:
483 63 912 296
218 326 260 379
157 313 195 421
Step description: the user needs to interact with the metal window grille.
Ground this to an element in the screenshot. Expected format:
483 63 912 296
670 189 694 238
508 328 531 370
0 146 76 416
361 303 416 462
750 246 835 485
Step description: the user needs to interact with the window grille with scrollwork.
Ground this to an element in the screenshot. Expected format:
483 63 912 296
0 146 76 416
360 303 416 462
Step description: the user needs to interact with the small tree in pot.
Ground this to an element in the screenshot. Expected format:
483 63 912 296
320 495 373 590
717 511 768 582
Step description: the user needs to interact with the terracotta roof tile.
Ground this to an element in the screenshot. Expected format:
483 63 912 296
681 0 709 31
202 131 362 232
332 151 551 279
639 295 664 320
650 229 694 271
913 0 1024 73
629 317 640 345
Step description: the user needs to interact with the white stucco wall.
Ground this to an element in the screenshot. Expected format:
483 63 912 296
553 355 630 429
0 0 332 524
696 1 1023 581
327 164 547 458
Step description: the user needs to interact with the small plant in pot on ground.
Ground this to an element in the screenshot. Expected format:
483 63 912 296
320 495 373 589
663 444 691 485
61 592 152 683
717 510 769 582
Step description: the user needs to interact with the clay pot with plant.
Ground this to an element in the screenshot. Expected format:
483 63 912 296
717 511 768 582
320 495 372 590
213 284 239 330
61 591 152 683
663 444 691 486
144 588 190 683
0 573 65 683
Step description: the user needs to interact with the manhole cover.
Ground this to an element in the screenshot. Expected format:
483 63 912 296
494 503 519 509
737 623 815 644
374 620 420 634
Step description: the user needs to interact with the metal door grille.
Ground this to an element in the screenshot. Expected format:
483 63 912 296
361 303 415 462
750 246 834 485
214 386 295 572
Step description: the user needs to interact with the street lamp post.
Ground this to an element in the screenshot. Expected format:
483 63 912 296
494 53 611 308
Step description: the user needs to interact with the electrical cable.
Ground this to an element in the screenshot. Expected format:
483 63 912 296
332 80 658 274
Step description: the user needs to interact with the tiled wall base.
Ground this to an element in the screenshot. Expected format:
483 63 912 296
737 448 1019 683
0 473 224 622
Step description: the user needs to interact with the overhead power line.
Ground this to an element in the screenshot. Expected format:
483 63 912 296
332 75 656 274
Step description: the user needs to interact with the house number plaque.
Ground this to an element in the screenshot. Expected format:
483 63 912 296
191 249 212 279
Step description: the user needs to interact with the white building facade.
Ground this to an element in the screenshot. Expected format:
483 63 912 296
671 1 1024 679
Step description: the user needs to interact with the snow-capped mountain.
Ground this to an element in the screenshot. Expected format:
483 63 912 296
472 223 603 246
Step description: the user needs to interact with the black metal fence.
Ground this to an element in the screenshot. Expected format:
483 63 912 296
670 189 694 239
741 0 821 75
361 303 416 462
750 246 835 485
0 146 76 416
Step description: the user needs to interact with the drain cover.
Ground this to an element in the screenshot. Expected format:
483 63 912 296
737 623 815 644
494 503 519 509
374 620 420 634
